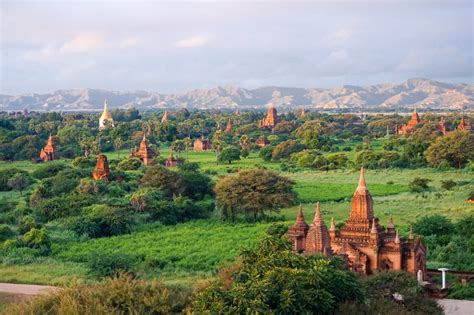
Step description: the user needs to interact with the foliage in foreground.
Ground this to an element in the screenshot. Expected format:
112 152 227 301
2 273 192 315
193 224 364 314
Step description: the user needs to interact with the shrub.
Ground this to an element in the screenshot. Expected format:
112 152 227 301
259 145 274 162
0 168 28 191
117 158 142 171
441 179 457 191
413 215 455 237
0 224 14 241
408 177 431 193
22 227 51 251
87 252 137 279
32 163 67 179
4 273 193 314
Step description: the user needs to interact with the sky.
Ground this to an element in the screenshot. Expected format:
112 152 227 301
1 0 473 94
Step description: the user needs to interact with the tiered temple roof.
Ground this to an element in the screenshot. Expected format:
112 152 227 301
458 116 473 132
225 118 232 134
398 108 421 135
165 148 177 167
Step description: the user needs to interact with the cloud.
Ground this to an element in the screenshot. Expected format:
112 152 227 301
59 33 104 54
174 34 210 48
20 46 55 62
119 37 140 48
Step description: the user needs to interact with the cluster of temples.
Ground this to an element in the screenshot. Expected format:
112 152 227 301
396 108 472 135
287 168 427 279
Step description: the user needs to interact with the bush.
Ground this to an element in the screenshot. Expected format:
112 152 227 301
259 145 274 162
87 252 137 279
408 177 431 193
441 179 457 190
4 273 193 314
0 224 14 241
22 227 51 251
117 158 142 171
32 163 67 179
413 215 455 237
0 168 28 191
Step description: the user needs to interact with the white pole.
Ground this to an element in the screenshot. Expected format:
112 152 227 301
438 268 449 289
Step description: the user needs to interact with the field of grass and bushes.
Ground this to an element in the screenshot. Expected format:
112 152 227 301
0 110 472 306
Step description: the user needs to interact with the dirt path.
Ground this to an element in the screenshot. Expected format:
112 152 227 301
0 283 55 296
437 299 474 315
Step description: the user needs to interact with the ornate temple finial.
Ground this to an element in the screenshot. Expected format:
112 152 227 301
314 202 322 222
387 215 395 229
409 224 413 240
357 167 367 190
371 218 377 234
104 98 108 108
330 217 336 231
395 229 400 244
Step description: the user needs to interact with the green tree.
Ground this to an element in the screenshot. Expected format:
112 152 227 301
272 139 305 160
113 137 124 157
426 130 474 169
215 169 296 221
140 165 185 198
408 177 431 193
7 172 30 195
413 214 455 238
293 120 323 148
193 225 363 313
217 146 241 164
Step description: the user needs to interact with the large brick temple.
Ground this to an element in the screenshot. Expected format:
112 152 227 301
287 168 427 279
259 104 278 128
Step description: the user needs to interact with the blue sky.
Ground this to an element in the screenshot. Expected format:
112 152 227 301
1 0 472 94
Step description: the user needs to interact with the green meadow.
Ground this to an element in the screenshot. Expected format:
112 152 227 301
0 149 473 285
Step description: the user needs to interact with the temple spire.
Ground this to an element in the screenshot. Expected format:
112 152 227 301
296 205 306 225
394 229 400 244
314 202 322 223
330 217 336 231
387 215 394 229
409 224 413 240
357 167 367 191
371 218 377 234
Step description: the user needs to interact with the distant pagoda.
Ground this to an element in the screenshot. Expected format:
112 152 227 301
39 134 56 161
131 134 157 165
458 116 473 132
161 111 169 123
225 118 232 134
259 103 278 128
92 154 111 181
397 108 421 135
165 148 177 167
99 99 114 130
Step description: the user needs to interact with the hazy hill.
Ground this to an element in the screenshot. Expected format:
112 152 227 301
1 78 472 111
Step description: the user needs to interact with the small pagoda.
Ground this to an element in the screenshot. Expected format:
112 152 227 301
458 116 473 132
92 154 111 181
256 137 270 147
39 134 56 161
225 118 232 134
165 148 177 167
131 134 157 165
259 104 278 128
194 138 211 151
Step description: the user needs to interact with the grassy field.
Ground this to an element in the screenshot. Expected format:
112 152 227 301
0 148 473 285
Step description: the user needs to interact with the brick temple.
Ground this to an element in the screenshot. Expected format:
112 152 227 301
194 138 211 151
458 116 473 132
131 134 157 165
259 104 278 128
397 108 421 135
39 134 56 161
92 154 111 181
288 168 427 279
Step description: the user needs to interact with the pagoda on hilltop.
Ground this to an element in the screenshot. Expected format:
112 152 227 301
92 154 111 181
287 168 427 279
397 108 421 135
259 104 278 128
131 134 157 165
438 118 447 135
39 134 56 162
99 99 114 130
458 116 473 132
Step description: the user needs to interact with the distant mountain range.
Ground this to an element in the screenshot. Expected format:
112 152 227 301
1 79 472 111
